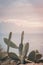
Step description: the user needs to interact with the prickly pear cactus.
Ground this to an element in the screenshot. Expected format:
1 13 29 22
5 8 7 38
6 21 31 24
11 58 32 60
36 53 42 60
28 50 42 63
23 42 29 58
9 32 12 40
0 53 8 61
4 38 18 48
8 52 20 61
7 32 12 53
4 32 12 53
35 50 39 54
19 31 24 56
4 32 18 52
35 50 42 61
28 50 35 62
21 31 24 44
19 31 30 64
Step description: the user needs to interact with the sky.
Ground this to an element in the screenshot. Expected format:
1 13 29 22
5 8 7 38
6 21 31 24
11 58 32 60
0 0 43 33
0 0 43 54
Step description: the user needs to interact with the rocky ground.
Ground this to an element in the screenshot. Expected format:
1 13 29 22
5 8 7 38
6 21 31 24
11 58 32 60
0 60 43 65
0 52 43 65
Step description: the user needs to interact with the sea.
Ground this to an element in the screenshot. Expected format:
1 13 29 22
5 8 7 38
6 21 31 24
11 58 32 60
0 33 43 55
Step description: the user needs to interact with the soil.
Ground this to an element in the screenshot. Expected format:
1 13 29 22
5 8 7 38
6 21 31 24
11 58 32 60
0 61 43 65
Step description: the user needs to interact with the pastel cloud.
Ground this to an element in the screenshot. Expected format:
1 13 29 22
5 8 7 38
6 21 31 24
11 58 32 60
34 7 43 22
0 4 40 21
0 0 43 21
0 0 43 33
0 0 43 7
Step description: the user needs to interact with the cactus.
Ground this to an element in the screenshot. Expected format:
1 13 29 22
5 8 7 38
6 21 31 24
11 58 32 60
35 50 42 62
0 45 8 64
0 45 3 52
0 56 8 61
8 52 20 61
3 31 43 64
19 31 24 56
0 52 8 61
23 42 29 58
4 38 18 49
18 31 30 64
6 31 29 64
4 32 12 53
21 31 24 44
4 32 18 53
36 53 42 60
28 50 42 63
7 32 12 53
18 42 29 64
9 32 12 40
19 31 24 63
35 50 39 53
19 43 23 57
28 51 35 62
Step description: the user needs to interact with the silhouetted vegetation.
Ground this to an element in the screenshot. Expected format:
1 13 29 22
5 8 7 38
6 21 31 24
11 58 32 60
0 31 43 65
28 50 42 63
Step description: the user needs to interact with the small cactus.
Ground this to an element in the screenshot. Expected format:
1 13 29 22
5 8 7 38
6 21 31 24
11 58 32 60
9 32 12 40
8 52 20 61
19 43 23 56
7 32 12 53
19 31 24 56
35 50 39 54
21 31 24 44
23 42 29 58
36 53 42 60
19 31 24 64
4 32 18 54
28 50 42 63
18 31 29 64
4 38 18 49
0 45 3 52
0 52 8 61
28 50 35 61
4 32 12 53
35 50 42 62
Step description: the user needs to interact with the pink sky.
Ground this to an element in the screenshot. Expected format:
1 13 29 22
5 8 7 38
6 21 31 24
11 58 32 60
0 0 43 54
0 0 43 33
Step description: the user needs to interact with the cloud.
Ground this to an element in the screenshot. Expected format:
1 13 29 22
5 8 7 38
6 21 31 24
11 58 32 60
29 0 43 6
0 0 16 8
0 0 43 8
0 4 33 20
0 4 40 22
0 21 19 33
34 7 43 22
0 21 43 33
3 19 43 28
0 0 43 21
0 0 43 34
0 0 30 8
